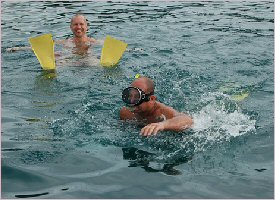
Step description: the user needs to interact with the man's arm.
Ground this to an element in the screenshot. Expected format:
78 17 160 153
6 46 32 52
140 108 193 136
94 39 104 45
6 39 63 52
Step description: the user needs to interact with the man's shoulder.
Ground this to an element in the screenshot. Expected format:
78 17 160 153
55 39 67 44
55 39 73 46
157 102 174 112
88 37 97 43
157 102 179 118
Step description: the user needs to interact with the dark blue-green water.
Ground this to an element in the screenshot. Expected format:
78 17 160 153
1 1 274 199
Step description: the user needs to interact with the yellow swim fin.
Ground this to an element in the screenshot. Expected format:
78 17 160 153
29 34 56 70
100 35 128 67
219 82 249 101
230 92 249 101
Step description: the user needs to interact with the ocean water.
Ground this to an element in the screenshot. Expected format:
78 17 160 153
1 1 274 199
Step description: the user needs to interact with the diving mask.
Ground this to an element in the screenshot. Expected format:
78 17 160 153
122 87 153 107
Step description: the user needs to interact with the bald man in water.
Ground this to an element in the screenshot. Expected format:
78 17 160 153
55 14 103 55
120 77 193 136
6 14 102 54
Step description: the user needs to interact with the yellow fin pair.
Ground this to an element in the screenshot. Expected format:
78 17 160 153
29 34 127 70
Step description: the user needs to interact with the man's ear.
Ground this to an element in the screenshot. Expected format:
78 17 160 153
150 95 157 101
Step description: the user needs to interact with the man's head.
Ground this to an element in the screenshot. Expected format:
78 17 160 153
70 14 88 38
122 77 156 113
131 77 154 95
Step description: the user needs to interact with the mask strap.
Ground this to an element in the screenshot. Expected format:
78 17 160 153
144 91 154 101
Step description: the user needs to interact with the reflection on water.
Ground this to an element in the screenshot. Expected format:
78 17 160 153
122 147 192 175
15 192 49 198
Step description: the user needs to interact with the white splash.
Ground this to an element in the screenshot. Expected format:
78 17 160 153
192 92 256 141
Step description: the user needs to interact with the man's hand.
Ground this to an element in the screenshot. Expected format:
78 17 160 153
6 46 32 52
140 122 165 136
6 47 20 52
